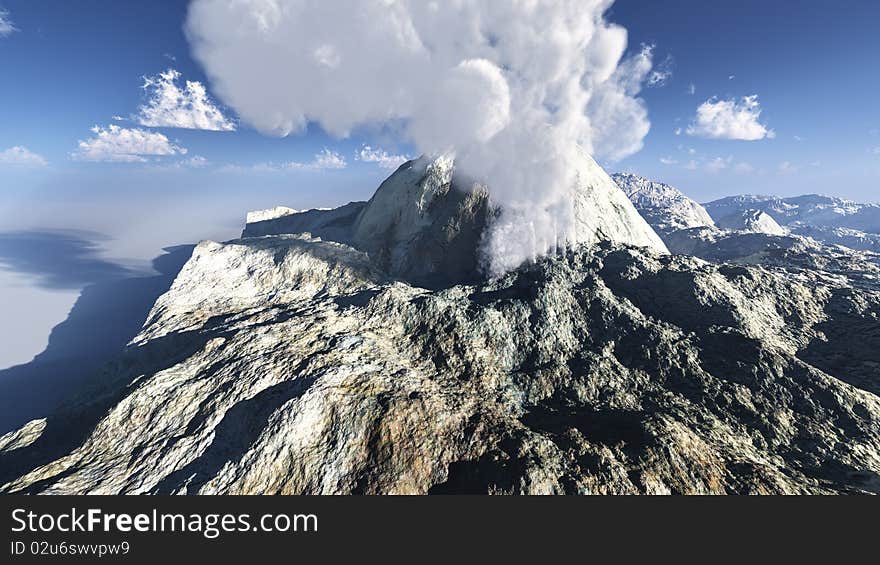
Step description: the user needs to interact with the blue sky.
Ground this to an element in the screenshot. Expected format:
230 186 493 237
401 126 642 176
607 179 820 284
610 0 880 198
1 0 878 210
0 1 879 368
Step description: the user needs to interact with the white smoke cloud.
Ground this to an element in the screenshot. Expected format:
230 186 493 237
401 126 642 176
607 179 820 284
186 0 658 273
136 69 236 131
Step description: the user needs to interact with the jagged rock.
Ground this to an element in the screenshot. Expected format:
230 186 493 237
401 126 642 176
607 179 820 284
715 209 787 236
242 201 366 244
245 206 299 224
613 173 715 235
350 156 491 285
787 224 880 253
705 194 880 234
350 153 667 284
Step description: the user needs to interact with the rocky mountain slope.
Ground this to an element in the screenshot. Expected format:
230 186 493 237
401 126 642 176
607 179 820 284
2 163 879 495
704 193 880 252
714 209 787 236
612 173 715 235
616 175 880 274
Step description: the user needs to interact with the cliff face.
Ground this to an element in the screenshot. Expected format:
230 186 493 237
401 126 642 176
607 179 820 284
2 162 879 495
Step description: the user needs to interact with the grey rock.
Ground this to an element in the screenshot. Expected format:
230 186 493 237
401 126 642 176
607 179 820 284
715 209 787 236
705 194 880 235
613 173 715 235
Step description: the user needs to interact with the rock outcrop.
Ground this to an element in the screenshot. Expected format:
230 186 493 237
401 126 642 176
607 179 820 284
613 173 715 235
715 209 787 236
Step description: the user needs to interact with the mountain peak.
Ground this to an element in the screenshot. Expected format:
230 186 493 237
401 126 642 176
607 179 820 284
612 173 715 234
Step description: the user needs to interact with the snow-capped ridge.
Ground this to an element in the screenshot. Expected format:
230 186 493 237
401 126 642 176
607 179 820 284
715 208 786 236
613 173 715 234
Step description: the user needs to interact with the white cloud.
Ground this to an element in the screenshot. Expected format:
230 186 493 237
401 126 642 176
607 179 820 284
183 155 209 168
734 162 754 174
0 9 16 37
659 156 678 165
284 149 346 171
684 160 698 170
872 147 880 155
728 75 736 80
72 125 186 162
674 127 682 136
645 50 673 88
778 161 798 174
147 155 210 171
687 83 696 95
219 149 346 173
355 145 410 169
136 69 235 131
793 135 804 142
0 146 48 167
705 155 733 173
687 95 775 141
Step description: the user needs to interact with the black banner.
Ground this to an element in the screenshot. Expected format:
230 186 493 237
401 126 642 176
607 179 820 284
0 495 875 561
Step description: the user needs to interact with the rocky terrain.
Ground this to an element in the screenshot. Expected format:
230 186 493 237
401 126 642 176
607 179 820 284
713 209 786 236
704 193 880 252
612 173 715 236
617 174 880 280
1 161 879 495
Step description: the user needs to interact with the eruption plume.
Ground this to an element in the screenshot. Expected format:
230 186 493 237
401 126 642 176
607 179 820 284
186 0 659 274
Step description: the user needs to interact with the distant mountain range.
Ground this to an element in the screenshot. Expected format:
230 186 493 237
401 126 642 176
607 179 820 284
614 173 880 254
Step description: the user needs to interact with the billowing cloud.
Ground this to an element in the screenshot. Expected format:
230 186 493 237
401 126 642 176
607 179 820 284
186 0 660 274
659 156 677 165
687 95 774 140
355 145 410 169
72 125 186 162
0 146 48 167
0 9 16 37
136 69 236 131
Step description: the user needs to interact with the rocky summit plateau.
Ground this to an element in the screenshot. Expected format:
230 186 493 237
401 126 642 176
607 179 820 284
1 160 879 495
